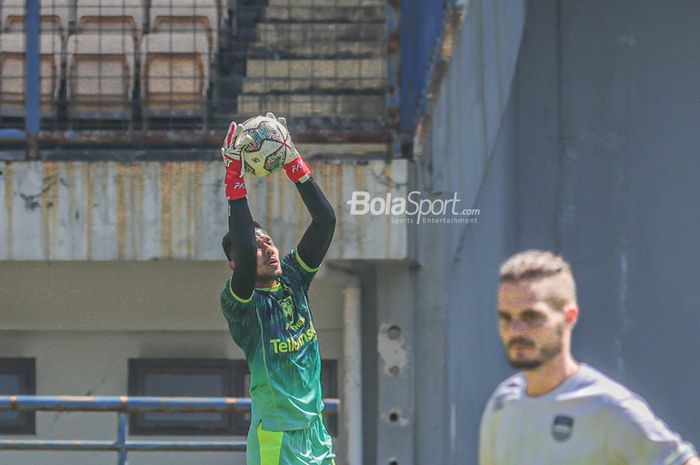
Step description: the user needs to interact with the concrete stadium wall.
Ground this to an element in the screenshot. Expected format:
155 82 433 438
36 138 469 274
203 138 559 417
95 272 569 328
406 0 526 464
415 0 700 464
0 160 411 261
0 261 345 465
515 0 700 450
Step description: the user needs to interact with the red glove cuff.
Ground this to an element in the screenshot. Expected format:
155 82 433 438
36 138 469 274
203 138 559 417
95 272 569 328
284 157 312 183
225 177 248 200
225 170 247 200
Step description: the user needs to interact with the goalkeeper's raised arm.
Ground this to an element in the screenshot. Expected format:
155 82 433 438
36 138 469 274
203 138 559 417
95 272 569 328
295 179 336 269
221 121 257 301
269 113 336 269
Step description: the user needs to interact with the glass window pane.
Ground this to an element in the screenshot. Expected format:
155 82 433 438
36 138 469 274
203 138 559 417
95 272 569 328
0 359 35 434
128 359 247 435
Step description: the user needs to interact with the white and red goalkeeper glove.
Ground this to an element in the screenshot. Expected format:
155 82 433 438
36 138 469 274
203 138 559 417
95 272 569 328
221 121 254 200
265 112 312 183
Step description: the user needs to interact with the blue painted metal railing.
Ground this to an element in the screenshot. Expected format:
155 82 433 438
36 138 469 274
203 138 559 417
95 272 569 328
24 0 41 159
0 395 339 465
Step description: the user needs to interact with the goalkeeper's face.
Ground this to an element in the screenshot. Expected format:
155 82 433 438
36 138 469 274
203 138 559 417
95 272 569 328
497 278 577 371
255 228 282 279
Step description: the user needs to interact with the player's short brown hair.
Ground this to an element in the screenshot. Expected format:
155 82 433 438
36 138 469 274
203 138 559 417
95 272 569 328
222 222 263 262
499 249 577 311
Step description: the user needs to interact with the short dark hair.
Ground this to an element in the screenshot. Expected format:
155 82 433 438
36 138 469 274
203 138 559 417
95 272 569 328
499 249 577 310
222 221 262 261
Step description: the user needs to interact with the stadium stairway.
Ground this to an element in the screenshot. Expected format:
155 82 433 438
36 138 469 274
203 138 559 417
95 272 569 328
222 0 387 159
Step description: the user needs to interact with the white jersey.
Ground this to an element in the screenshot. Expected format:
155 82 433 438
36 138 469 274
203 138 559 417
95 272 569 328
479 364 697 465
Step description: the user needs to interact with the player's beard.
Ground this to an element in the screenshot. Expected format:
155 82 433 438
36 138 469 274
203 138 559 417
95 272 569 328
506 323 564 371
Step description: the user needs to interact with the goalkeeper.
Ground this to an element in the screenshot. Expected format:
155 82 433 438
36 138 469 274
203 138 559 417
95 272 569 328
219 114 337 465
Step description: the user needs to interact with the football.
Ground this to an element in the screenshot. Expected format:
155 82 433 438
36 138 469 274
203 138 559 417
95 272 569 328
236 115 291 177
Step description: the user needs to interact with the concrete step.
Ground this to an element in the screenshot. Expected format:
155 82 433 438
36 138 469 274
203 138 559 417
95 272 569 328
243 58 385 92
246 58 384 79
247 40 383 58
256 22 384 44
237 94 384 116
262 5 384 22
242 77 384 93
267 0 383 6
295 142 387 159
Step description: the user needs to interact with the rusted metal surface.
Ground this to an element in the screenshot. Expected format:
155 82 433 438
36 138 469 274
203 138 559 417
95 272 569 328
413 4 466 154
0 160 411 261
415 0 526 197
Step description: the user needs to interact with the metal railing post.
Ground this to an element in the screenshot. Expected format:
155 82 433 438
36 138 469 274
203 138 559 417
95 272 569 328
117 412 129 465
24 0 41 160
386 0 401 160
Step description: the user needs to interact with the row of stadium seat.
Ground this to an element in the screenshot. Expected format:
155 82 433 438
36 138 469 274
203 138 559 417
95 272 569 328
0 0 387 123
0 30 209 119
0 0 223 51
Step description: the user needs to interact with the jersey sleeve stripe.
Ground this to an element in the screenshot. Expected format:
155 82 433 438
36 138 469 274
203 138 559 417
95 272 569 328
295 249 320 273
229 280 254 303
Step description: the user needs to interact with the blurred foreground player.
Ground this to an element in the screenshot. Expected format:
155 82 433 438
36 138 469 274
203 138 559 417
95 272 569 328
219 116 337 465
480 250 698 465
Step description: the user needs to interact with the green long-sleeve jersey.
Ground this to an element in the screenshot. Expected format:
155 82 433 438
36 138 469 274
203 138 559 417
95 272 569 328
220 248 325 431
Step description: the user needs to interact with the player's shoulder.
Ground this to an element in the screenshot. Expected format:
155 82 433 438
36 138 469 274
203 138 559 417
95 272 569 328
279 249 298 277
281 248 316 284
220 277 233 301
492 372 526 396
220 276 256 307
585 365 659 406
577 366 677 432
485 372 526 413
569 364 637 403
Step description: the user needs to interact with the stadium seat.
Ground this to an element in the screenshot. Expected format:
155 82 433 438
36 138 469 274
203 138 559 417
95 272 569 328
1 0 72 37
75 0 145 40
149 0 220 53
0 32 62 117
140 31 210 117
65 32 135 119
